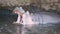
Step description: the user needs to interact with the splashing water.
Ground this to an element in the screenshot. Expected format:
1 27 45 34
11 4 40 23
13 7 38 26
13 7 38 34
22 11 36 27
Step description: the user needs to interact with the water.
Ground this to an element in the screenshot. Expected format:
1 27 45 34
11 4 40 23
0 9 60 34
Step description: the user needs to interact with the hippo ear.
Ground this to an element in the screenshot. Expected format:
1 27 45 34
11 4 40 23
14 7 19 11
19 7 25 13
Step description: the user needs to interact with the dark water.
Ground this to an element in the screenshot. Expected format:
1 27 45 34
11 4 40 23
0 9 60 34
0 9 17 34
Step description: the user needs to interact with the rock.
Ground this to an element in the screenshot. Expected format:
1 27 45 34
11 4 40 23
0 0 31 7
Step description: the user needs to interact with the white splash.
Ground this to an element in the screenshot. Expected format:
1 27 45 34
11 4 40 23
22 11 36 27
13 7 38 25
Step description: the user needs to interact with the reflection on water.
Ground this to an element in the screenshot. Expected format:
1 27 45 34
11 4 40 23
0 22 60 34
0 9 60 34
